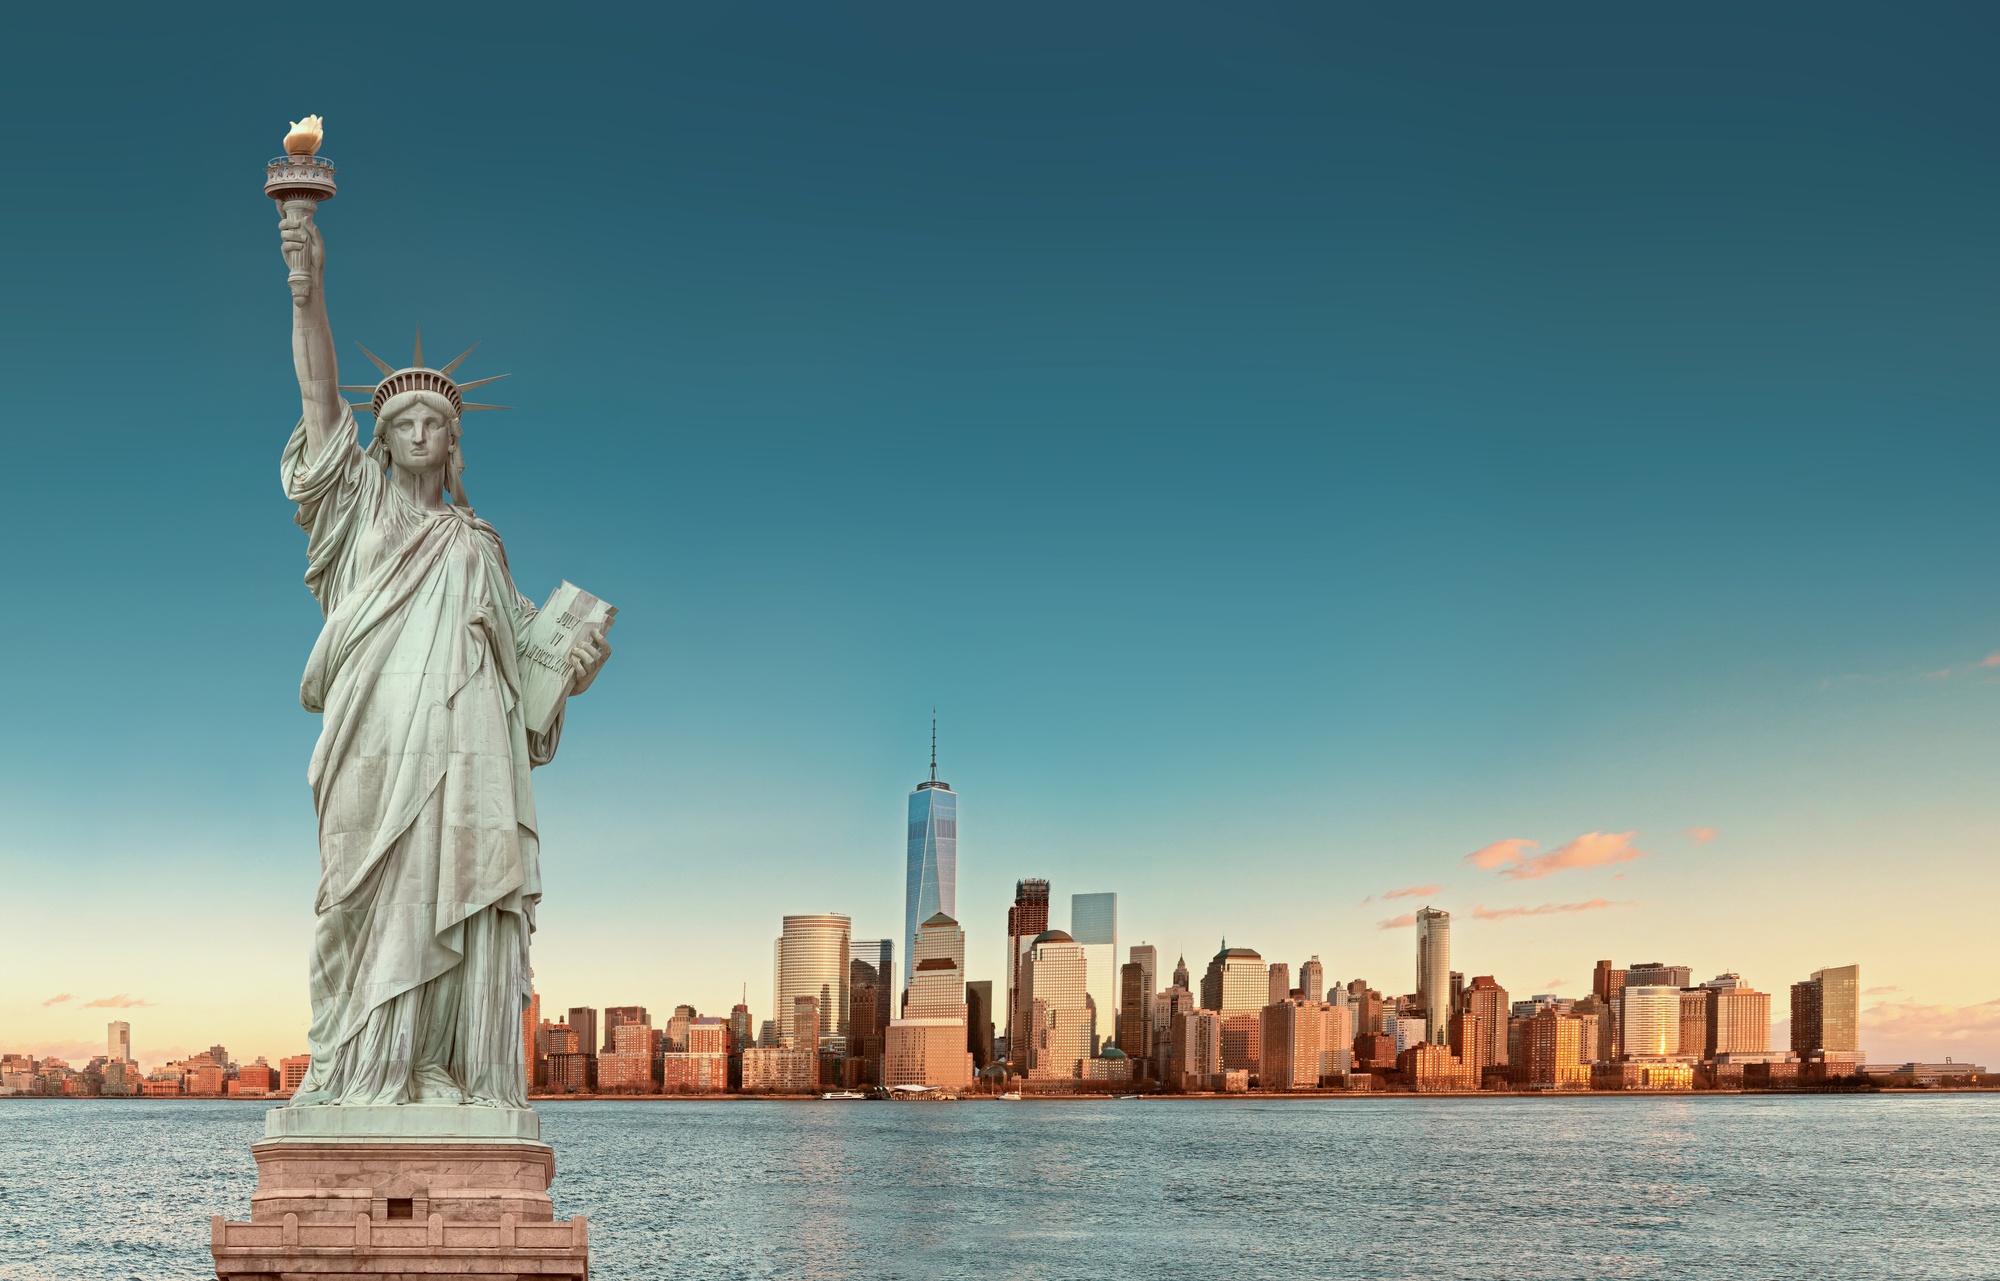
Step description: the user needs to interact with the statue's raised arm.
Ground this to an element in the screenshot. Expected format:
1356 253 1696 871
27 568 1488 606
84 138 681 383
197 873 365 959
278 203 343 456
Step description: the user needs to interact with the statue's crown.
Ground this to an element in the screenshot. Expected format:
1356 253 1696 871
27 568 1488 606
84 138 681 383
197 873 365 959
340 328 510 418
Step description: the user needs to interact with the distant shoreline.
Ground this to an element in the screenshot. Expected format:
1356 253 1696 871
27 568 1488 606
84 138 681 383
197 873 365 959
12 1088 1992 1103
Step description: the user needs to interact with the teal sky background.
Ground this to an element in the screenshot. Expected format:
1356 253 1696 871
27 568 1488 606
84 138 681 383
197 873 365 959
2 4 1996 1066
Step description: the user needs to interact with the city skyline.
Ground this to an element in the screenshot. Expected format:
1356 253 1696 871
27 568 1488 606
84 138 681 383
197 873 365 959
4 7 1999 1075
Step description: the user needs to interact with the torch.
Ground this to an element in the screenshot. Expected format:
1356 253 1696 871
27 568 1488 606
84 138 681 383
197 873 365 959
264 116 337 305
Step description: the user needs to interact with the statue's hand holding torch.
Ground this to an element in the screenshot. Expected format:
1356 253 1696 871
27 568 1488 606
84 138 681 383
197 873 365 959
264 115 336 308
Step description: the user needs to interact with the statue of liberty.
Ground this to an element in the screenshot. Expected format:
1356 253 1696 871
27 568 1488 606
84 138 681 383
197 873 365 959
273 188 611 1110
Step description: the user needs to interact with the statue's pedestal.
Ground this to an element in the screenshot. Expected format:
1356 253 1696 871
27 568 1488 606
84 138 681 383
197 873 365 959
209 1106 589 1280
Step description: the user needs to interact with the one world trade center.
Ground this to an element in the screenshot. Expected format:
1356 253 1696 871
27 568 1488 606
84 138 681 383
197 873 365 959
904 717 957 998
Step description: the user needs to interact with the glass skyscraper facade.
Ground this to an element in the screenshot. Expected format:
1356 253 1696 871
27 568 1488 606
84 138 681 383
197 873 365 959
904 775 957 993
1071 892 1118 1055
1416 906 1451 1045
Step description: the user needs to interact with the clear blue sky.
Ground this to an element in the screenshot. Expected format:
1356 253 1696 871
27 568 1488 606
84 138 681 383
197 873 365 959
3 4 1996 1066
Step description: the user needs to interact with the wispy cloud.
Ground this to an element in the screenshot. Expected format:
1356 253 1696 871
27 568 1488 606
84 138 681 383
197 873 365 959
1682 826 1719 844
1861 996 2000 1056
1472 831 1649 881
1465 838 1537 871
1983 653 2000 668
1471 898 1628 922
42 993 74 1007
1377 912 1418 931
1821 652 2000 688
1865 985 1901 996
1382 883 1442 901
1545 978 1567 988
82 995 152 1009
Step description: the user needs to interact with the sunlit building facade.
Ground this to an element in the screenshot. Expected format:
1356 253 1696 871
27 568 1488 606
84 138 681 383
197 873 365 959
1071 892 1118 1054
1416 907 1451 1045
904 767 957 995
1022 930 1090 1080
774 914 852 1053
1620 985 1682 1058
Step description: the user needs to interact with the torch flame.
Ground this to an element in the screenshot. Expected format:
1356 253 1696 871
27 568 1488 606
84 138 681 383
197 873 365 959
284 115 325 156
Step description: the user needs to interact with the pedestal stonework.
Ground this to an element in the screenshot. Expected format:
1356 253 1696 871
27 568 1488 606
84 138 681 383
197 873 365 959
209 1107 589 1280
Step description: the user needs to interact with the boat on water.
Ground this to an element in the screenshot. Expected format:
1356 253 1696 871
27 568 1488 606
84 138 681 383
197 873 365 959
996 1091 1023 1100
821 1091 866 1100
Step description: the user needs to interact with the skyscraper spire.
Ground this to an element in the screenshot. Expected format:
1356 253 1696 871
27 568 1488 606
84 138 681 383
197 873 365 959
930 707 937 782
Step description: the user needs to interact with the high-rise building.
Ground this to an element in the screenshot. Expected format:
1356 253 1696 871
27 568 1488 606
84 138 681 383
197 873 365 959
1166 1009 1223 1090
1458 975 1509 1071
1260 1000 1352 1089
567 1008 598 1066
852 937 895 1007
1299 958 1324 1005
1570 995 1615 1063
1153 984 1197 1079
1005 879 1051 1070
1267 962 1292 1006
1346 979 1384 1043
1415 907 1451 1045
1677 990 1710 1061
905 914 969 1020
1791 963 1861 1060
904 727 957 995
1172 955 1190 990
522 990 540 1091
602 1006 647 1056
1449 971 1465 1012
1593 960 1626 1005
1620 986 1682 1058
1702 973 1770 1056
599 1019 656 1092
1021 929 1090 1080
728 1002 753 1055
1627 962 1693 989
966 980 994 1069
1070 892 1118 1054
1119 962 1152 1065
1521 1008 1590 1090
666 1004 696 1053
1130 945 1158 1021
107 1022 130 1063
774 914 852 1053
1200 945 1266 1013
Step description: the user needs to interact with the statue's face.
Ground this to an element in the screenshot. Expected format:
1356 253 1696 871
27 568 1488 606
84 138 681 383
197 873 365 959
384 402 453 476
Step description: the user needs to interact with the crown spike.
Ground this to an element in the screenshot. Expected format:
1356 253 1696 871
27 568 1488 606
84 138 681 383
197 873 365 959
454 374 509 392
347 401 375 415
412 326 424 368
337 385 377 393
355 344 396 376
439 343 479 376
461 403 513 412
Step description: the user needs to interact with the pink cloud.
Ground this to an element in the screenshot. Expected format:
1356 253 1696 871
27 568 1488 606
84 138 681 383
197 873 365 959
1982 653 2000 668
1545 978 1567 988
41 993 74 1007
1861 996 2000 1062
1496 831 1648 881
1682 826 1719 844
1865 985 1901 996
82 995 152 1009
1382 884 1442 901
1471 898 1628 922
1377 912 1418 931
1465 838 1537 871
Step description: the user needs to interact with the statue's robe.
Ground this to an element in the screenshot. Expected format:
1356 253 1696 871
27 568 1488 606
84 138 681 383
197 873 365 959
281 405 554 1107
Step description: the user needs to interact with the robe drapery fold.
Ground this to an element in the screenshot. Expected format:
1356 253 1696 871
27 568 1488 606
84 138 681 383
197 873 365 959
281 405 557 1107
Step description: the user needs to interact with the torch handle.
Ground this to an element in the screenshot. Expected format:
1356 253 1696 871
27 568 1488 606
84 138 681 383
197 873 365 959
279 198 319 306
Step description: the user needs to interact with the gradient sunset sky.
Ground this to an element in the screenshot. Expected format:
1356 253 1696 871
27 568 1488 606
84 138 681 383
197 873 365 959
2 5 1996 1069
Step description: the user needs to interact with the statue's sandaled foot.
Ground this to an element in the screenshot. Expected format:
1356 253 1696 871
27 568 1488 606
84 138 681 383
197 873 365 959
410 1065 465 1105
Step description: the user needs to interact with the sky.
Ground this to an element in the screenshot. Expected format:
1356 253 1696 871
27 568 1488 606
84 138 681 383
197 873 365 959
1 4 1996 1071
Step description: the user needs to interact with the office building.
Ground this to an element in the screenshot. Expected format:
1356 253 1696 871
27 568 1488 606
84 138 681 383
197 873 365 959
1703 974 1771 1056
1299 957 1324 1005
905 914 970 1020
852 937 894 1008
1200 945 1266 1013
1458 975 1510 1072
1593 960 1626 1005
1120 962 1152 1065
599 1019 656 1092
106 1022 131 1064
280 1054 311 1094
1791 963 1863 1070
904 732 956 994
1400 1042 1477 1092
1071 892 1118 1054
1167 1008 1223 1091
1627 962 1693 989
1678 990 1709 1061
1021 929 1091 1080
566 1008 598 1067
1260 1000 1352 1090
885 1016 975 1088
1153 984 1197 1079
1521 1008 1590 1090
966 980 994 1069
729 1002 753 1054
1130 944 1158 1027
1415 907 1451 1045
1570 995 1614 1063
1005 879 1051 1069
602 1006 647 1056
1346 980 1384 1042
1620 986 1682 1058
774 913 852 1052
1172 955 1190 989
1268 962 1292 1006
